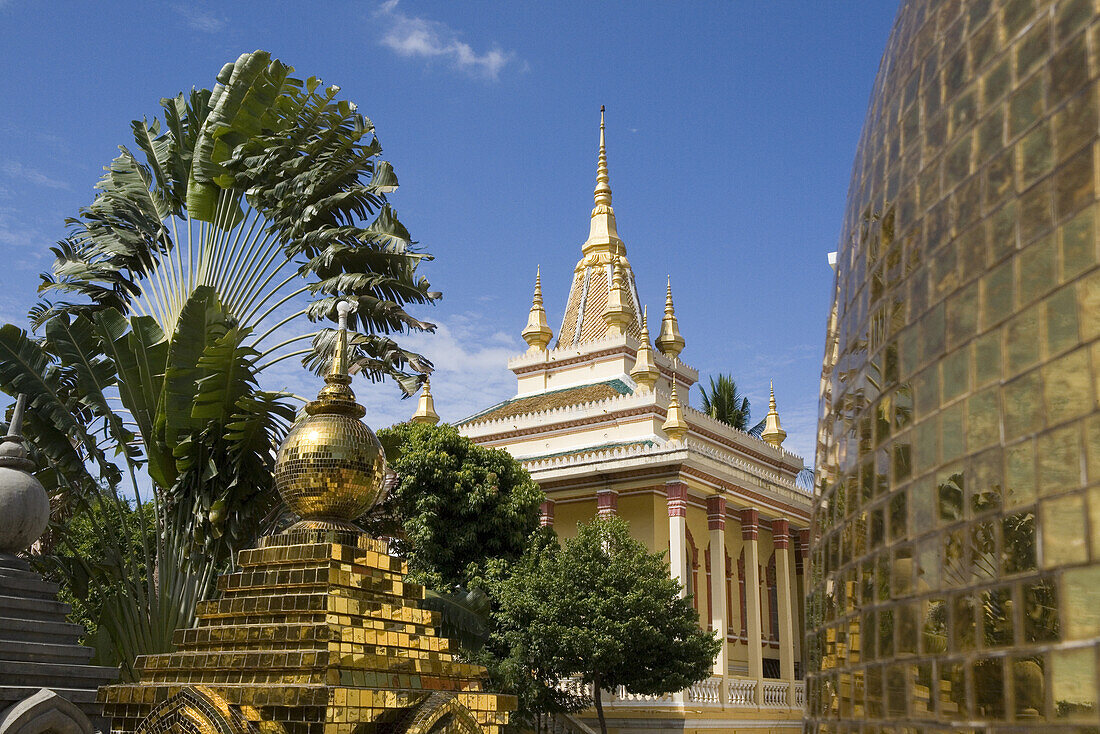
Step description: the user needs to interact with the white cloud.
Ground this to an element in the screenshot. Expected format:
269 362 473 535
1 161 69 190
254 310 521 431
375 0 519 81
173 5 226 33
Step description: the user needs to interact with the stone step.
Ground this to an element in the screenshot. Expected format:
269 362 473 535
0 637 95 663
0 686 102 714
0 593 70 619
0 616 84 644
0 660 118 688
0 570 61 599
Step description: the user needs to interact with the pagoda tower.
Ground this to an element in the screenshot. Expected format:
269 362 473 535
98 302 513 734
459 110 811 732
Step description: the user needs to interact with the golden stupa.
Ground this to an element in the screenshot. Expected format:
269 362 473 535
97 301 514 734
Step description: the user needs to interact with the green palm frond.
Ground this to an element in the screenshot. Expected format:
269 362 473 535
698 374 752 432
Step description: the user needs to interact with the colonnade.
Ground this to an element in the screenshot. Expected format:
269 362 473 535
666 480 806 707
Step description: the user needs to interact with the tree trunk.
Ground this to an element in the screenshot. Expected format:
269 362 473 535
593 673 608 734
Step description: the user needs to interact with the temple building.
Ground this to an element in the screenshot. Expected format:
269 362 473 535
457 109 814 732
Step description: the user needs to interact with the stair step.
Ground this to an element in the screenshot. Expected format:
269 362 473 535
0 638 95 663
0 616 84 644
0 660 118 688
0 570 60 599
0 594 70 618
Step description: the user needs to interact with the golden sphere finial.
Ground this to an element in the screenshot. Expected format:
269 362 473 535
273 299 387 531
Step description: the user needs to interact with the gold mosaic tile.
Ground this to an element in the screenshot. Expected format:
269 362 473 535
99 533 515 733
810 0 1100 728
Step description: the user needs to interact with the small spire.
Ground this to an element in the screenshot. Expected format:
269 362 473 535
411 377 441 425
761 381 787 449
656 276 685 359
308 299 365 419
662 381 689 442
630 305 660 391
594 105 612 207
522 265 553 351
603 260 631 337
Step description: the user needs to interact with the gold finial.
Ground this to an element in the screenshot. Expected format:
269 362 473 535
308 300 365 418
656 276 685 359
761 380 787 448
273 297 387 533
630 305 660 391
411 377 441 425
603 260 631 337
594 105 612 207
662 381 689 442
522 265 553 351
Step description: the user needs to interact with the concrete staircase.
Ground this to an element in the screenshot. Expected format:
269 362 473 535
0 553 118 725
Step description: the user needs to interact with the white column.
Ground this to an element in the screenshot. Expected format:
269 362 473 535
773 519 796 705
740 508 764 704
666 480 689 705
707 496 728 680
667 481 688 597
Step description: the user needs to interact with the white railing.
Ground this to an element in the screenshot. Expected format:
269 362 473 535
686 677 721 704
761 681 790 708
610 687 675 704
727 677 757 706
555 676 804 713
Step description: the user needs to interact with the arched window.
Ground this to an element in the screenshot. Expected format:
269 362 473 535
705 542 713 630
686 528 700 612
737 548 747 640
725 548 735 633
767 552 779 645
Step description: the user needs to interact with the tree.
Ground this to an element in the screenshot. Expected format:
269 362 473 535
371 421 544 592
0 50 438 674
495 517 721 734
699 374 765 434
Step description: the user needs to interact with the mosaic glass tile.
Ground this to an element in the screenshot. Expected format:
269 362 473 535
809 0 1100 728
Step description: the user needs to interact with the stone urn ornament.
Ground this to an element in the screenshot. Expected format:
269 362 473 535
0 394 49 557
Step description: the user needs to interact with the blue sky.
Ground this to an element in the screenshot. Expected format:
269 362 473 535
0 2 898 465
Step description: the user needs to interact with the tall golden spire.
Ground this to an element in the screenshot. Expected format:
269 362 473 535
761 381 787 448
656 277 685 359
630 305 660 391
582 105 621 255
594 105 612 207
662 381 689 441
411 377 441 425
603 260 631 337
521 266 553 351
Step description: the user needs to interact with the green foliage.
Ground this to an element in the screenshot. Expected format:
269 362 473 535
495 517 721 734
370 422 544 591
35 495 156 655
1 50 436 673
699 374 758 433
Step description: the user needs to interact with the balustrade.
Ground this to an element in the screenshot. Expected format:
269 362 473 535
686 677 721 704
761 681 790 708
726 677 757 707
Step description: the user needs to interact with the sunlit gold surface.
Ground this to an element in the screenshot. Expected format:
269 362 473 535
97 532 515 734
274 411 386 529
809 0 1100 729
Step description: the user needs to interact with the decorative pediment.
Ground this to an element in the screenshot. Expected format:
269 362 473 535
0 688 93 734
135 687 258 734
